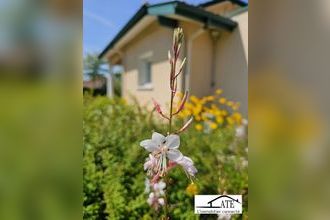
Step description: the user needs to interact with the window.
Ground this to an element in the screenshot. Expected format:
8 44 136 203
138 52 153 89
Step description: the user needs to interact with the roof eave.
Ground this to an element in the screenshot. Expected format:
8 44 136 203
175 2 237 31
99 1 238 59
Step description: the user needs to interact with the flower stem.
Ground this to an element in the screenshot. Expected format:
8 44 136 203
164 27 184 220
169 92 174 133
169 43 178 134
163 176 169 220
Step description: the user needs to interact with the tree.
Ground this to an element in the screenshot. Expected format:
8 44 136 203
83 53 108 81
83 53 109 95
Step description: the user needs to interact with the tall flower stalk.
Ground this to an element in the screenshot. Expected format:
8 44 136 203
140 28 196 219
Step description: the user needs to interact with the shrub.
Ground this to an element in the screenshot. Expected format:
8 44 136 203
83 95 248 219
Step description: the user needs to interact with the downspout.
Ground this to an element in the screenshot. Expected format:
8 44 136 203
184 27 205 92
210 30 221 88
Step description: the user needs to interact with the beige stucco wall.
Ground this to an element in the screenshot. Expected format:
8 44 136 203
180 21 213 98
213 11 248 116
121 21 183 108
204 1 239 16
232 11 248 61
181 12 248 117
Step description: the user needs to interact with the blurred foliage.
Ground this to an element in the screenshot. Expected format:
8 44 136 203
113 74 122 97
83 95 248 219
176 89 243 132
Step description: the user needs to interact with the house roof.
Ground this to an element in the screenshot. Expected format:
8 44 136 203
199 0 248 8
99 1 241 59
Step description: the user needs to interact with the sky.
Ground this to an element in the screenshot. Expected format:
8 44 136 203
83 0 248 56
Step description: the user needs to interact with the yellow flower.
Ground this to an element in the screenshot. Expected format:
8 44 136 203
195 124 203 131
185 103 193 110
203 107 210 112
206 96 215 101
221 110 228 116
227 117 234 125
215 89 223 95
210 122 218 130
232 112 243 124
208 109 215 115
186 183 198 196
227 101 234 107
231 102 240 111
201 97 208 104
201 114 208 121
216 116 224 124
190 95 199 103
219 98 226 104
178 109 190 118
195 115 202 121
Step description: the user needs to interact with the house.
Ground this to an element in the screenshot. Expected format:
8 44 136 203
99 0 248 116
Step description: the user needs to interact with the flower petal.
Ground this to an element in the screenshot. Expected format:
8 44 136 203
158 198 165 206
152 132 166 146
140 139 159 152
176 156 197 176
165 134 180 149
177 156 193 166
157 181 166 190
166 149 183 161
186 165 197 176
144 160 151 170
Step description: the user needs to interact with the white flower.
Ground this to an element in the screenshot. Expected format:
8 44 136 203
147 192 155 205
140 132 184 176
140 132 183 160
235 119 248 139
158 198 165 206
176 156 197 177
140 132 198 179
146 180 166 208
144 178 151 193
153 180 166 196
143 154 157 170
153 180 166 191
147 192 165 207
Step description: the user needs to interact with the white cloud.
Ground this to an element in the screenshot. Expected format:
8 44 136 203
84 9 116 28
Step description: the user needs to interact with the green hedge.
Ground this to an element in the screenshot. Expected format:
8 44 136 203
83 96 248 219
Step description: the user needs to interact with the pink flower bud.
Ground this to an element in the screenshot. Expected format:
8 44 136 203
151 174 160 184
176 117 193 134
152 98 170 120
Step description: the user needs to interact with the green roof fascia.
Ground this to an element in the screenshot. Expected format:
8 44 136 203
226 6 248 18
147 1 177 15
148 1 237 30
175 2 237 31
